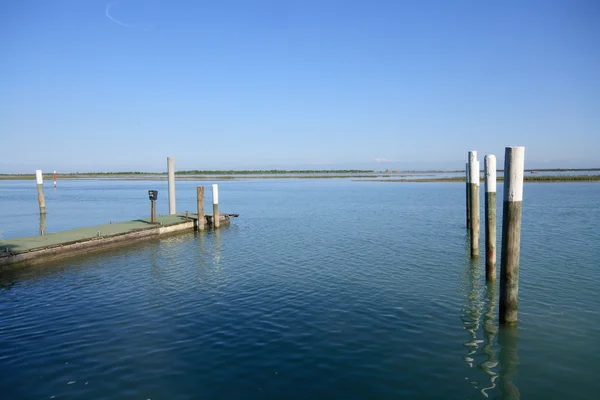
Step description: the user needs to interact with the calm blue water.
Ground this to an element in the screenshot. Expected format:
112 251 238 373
1 179 599 399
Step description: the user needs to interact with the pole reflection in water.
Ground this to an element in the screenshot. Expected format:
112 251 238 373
479 282 499 397
497 326 520 399
192 228 225 287
460 255 520 399
149 245 163 283
462 260 484 368
39 213 46 235
212 228 222 267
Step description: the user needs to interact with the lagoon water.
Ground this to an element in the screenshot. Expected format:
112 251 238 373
0 179 599 399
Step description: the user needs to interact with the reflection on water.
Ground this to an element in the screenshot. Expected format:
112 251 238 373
462 259 519 399
497 327 520 399
2 180 594 398
480 283 499 397
462 260 484 368
212 228 222 267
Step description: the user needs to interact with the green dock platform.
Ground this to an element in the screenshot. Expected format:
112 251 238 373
0 213 232 268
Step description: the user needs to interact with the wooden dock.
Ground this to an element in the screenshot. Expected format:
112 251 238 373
0 213 236 268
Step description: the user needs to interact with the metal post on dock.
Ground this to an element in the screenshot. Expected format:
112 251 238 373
466 163 471 229
499 146 525 325
36 170 46 214
167 156 176 215
468 152 480 258
484 155 497 281
53 170 57 188
148 190 158 223
212 184 220 229
197 186 205 231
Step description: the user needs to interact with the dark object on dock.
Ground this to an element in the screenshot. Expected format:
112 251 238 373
226 213 240 217
148 190 158 223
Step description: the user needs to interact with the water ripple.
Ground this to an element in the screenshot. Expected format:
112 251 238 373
0 181 599 399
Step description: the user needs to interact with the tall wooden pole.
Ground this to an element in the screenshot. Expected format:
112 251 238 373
150 200 156 223
36 170 46 214
197 186 205 231
484 155 497 281
466 163 471 229
167 156 176 215
212 184 220 229
39 213 46 235
499 146 525 325
468 152 480 258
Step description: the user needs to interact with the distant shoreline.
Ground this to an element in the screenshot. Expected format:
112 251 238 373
0 169 599 182
354 175 600 183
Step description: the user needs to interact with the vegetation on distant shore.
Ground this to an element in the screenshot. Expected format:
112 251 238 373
524 175 600 181
356 175 600 183
0 169 374 179
175 169 374 175
1 170 599 183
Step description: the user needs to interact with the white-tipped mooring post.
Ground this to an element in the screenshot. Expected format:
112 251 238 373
468 152 480 258
53 170 57 188
499 146 525 325
484 155 497 281
197 186 205 231
167 157 176 215
466 162 470 229
36 170 46 214
212 184 220 229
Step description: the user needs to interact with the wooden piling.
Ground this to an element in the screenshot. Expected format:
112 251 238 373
167 156 176 215
212 184 220 229
36 170 46 214
466 163 470 229
499 146 525 325
150 200 156 223
197 186 205 231
484 155 497 281
39 213 46 235
468 153 479 258
53 170 57 188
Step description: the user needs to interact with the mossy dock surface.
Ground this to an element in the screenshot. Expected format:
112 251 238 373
0 213 231 268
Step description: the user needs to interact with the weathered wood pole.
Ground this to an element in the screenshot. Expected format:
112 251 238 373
36 170 46 214
484 155 497 281
197 186 205 231
39 212 46 235
167 156 176 215
468 152 480 258
53 170 57 188
150 200 156 223
499 146 525 325
466 163 471 229
212 184 220 229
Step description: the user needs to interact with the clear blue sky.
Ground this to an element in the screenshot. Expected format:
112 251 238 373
1 0 599 172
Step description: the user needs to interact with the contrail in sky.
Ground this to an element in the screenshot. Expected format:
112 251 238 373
105 1 132 28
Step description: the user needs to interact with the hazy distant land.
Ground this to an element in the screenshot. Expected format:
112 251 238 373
0 169 599 182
